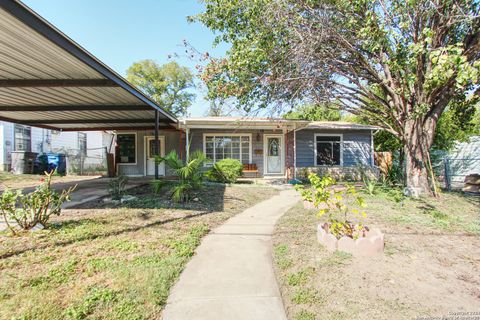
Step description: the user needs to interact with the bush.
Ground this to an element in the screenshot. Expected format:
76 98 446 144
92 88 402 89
205 158 243 183
108 175 128 200
0 171 75 233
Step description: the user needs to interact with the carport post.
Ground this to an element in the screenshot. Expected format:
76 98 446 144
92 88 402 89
154 110 159 180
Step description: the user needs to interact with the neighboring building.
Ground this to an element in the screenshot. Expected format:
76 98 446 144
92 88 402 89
0 120 112 172
446 136 480 187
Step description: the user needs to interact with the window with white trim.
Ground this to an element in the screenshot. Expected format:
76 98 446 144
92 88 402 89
117 134 136 164
14 124 31 151
204 134 251 165
315 135 342 166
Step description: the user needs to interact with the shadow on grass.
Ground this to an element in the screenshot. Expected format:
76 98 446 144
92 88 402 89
123 182 231 212
0 210 214 260
0 182 249 259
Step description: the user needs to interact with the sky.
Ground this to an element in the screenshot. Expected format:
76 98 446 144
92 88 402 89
22 0 229 116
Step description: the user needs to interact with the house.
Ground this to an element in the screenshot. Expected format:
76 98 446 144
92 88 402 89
0 0 379 181
115 117 379 180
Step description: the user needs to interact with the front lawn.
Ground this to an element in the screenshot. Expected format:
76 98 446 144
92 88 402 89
0 183 277 319
273 191 480 320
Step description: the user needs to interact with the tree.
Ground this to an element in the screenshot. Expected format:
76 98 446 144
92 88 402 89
433 99 479 150
193 0 480 195
375 103 479 152
127 60 195 116
284 103 341 121
206 98 226 116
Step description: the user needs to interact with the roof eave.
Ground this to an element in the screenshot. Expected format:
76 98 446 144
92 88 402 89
0 0 177 124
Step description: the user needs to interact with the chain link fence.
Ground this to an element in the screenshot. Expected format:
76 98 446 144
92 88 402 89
64 147 108 176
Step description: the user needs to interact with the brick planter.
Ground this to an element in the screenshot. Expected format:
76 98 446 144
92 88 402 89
303 200 330 210
317 224 384 257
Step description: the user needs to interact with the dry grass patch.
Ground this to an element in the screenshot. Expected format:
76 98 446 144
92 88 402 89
0 172 98 190
0 183 277 320
273 191 480 320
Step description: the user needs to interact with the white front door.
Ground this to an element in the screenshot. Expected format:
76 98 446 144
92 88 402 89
264 134 284 175
145 136 165 176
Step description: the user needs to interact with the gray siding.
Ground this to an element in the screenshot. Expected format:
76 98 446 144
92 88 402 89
296 129 373 167
117 130 182 176
189 128 284 176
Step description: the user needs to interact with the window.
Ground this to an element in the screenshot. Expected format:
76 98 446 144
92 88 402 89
78 133 87 156
315 134 342 166
268 138 279 156
204 134 251 165
117 134 136 164
14 125 31 151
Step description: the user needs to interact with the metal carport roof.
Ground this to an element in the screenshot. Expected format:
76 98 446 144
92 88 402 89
0 0 177 131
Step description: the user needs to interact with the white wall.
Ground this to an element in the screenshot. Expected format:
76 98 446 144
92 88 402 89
0 120 111 171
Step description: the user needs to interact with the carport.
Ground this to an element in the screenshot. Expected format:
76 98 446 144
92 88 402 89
0 0 177 178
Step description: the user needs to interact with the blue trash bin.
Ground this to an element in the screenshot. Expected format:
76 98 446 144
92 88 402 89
46 153 66 175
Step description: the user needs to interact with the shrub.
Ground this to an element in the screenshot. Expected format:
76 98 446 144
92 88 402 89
0 171 75 233
152 150 207 202
108 175 128 200
205 158 243 183
296 173 368 239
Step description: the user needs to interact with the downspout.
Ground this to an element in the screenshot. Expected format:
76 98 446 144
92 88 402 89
371 129 376 167
293 123 305 180
184 119 189 162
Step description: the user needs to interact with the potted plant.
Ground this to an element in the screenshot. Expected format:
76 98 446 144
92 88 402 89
296 173 384 256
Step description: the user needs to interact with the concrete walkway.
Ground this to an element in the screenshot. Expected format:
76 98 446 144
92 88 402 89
163 188 300 320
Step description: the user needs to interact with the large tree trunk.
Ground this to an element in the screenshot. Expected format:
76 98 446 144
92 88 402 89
403 118 436 196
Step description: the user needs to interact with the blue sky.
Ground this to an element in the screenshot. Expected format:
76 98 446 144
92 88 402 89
23 0 228 116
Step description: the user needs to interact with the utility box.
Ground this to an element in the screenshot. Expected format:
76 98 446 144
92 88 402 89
10 151 38 174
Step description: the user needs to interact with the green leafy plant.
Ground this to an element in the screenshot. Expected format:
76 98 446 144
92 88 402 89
362 177 377 195
152 150 207 202
205 158 243 183
108 175 128 200
297 173 368 239
0 171 75 234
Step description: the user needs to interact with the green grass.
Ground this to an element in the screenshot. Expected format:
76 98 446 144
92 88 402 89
295 310 316 320
274 244 293 270
287 269 311 286
0 184 277 319
292 288 320 305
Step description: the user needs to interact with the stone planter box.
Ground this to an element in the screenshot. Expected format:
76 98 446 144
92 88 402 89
317 224 384 257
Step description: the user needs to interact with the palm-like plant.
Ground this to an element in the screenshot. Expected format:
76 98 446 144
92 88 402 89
152 150 207 202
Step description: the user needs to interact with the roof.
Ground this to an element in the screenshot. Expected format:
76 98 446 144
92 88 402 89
179 117 381 131
178 116 309 130
0 0 177 131
304 121 381 131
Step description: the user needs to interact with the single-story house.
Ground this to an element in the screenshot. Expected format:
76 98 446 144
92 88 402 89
0 0 380 181
115 117 379 180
